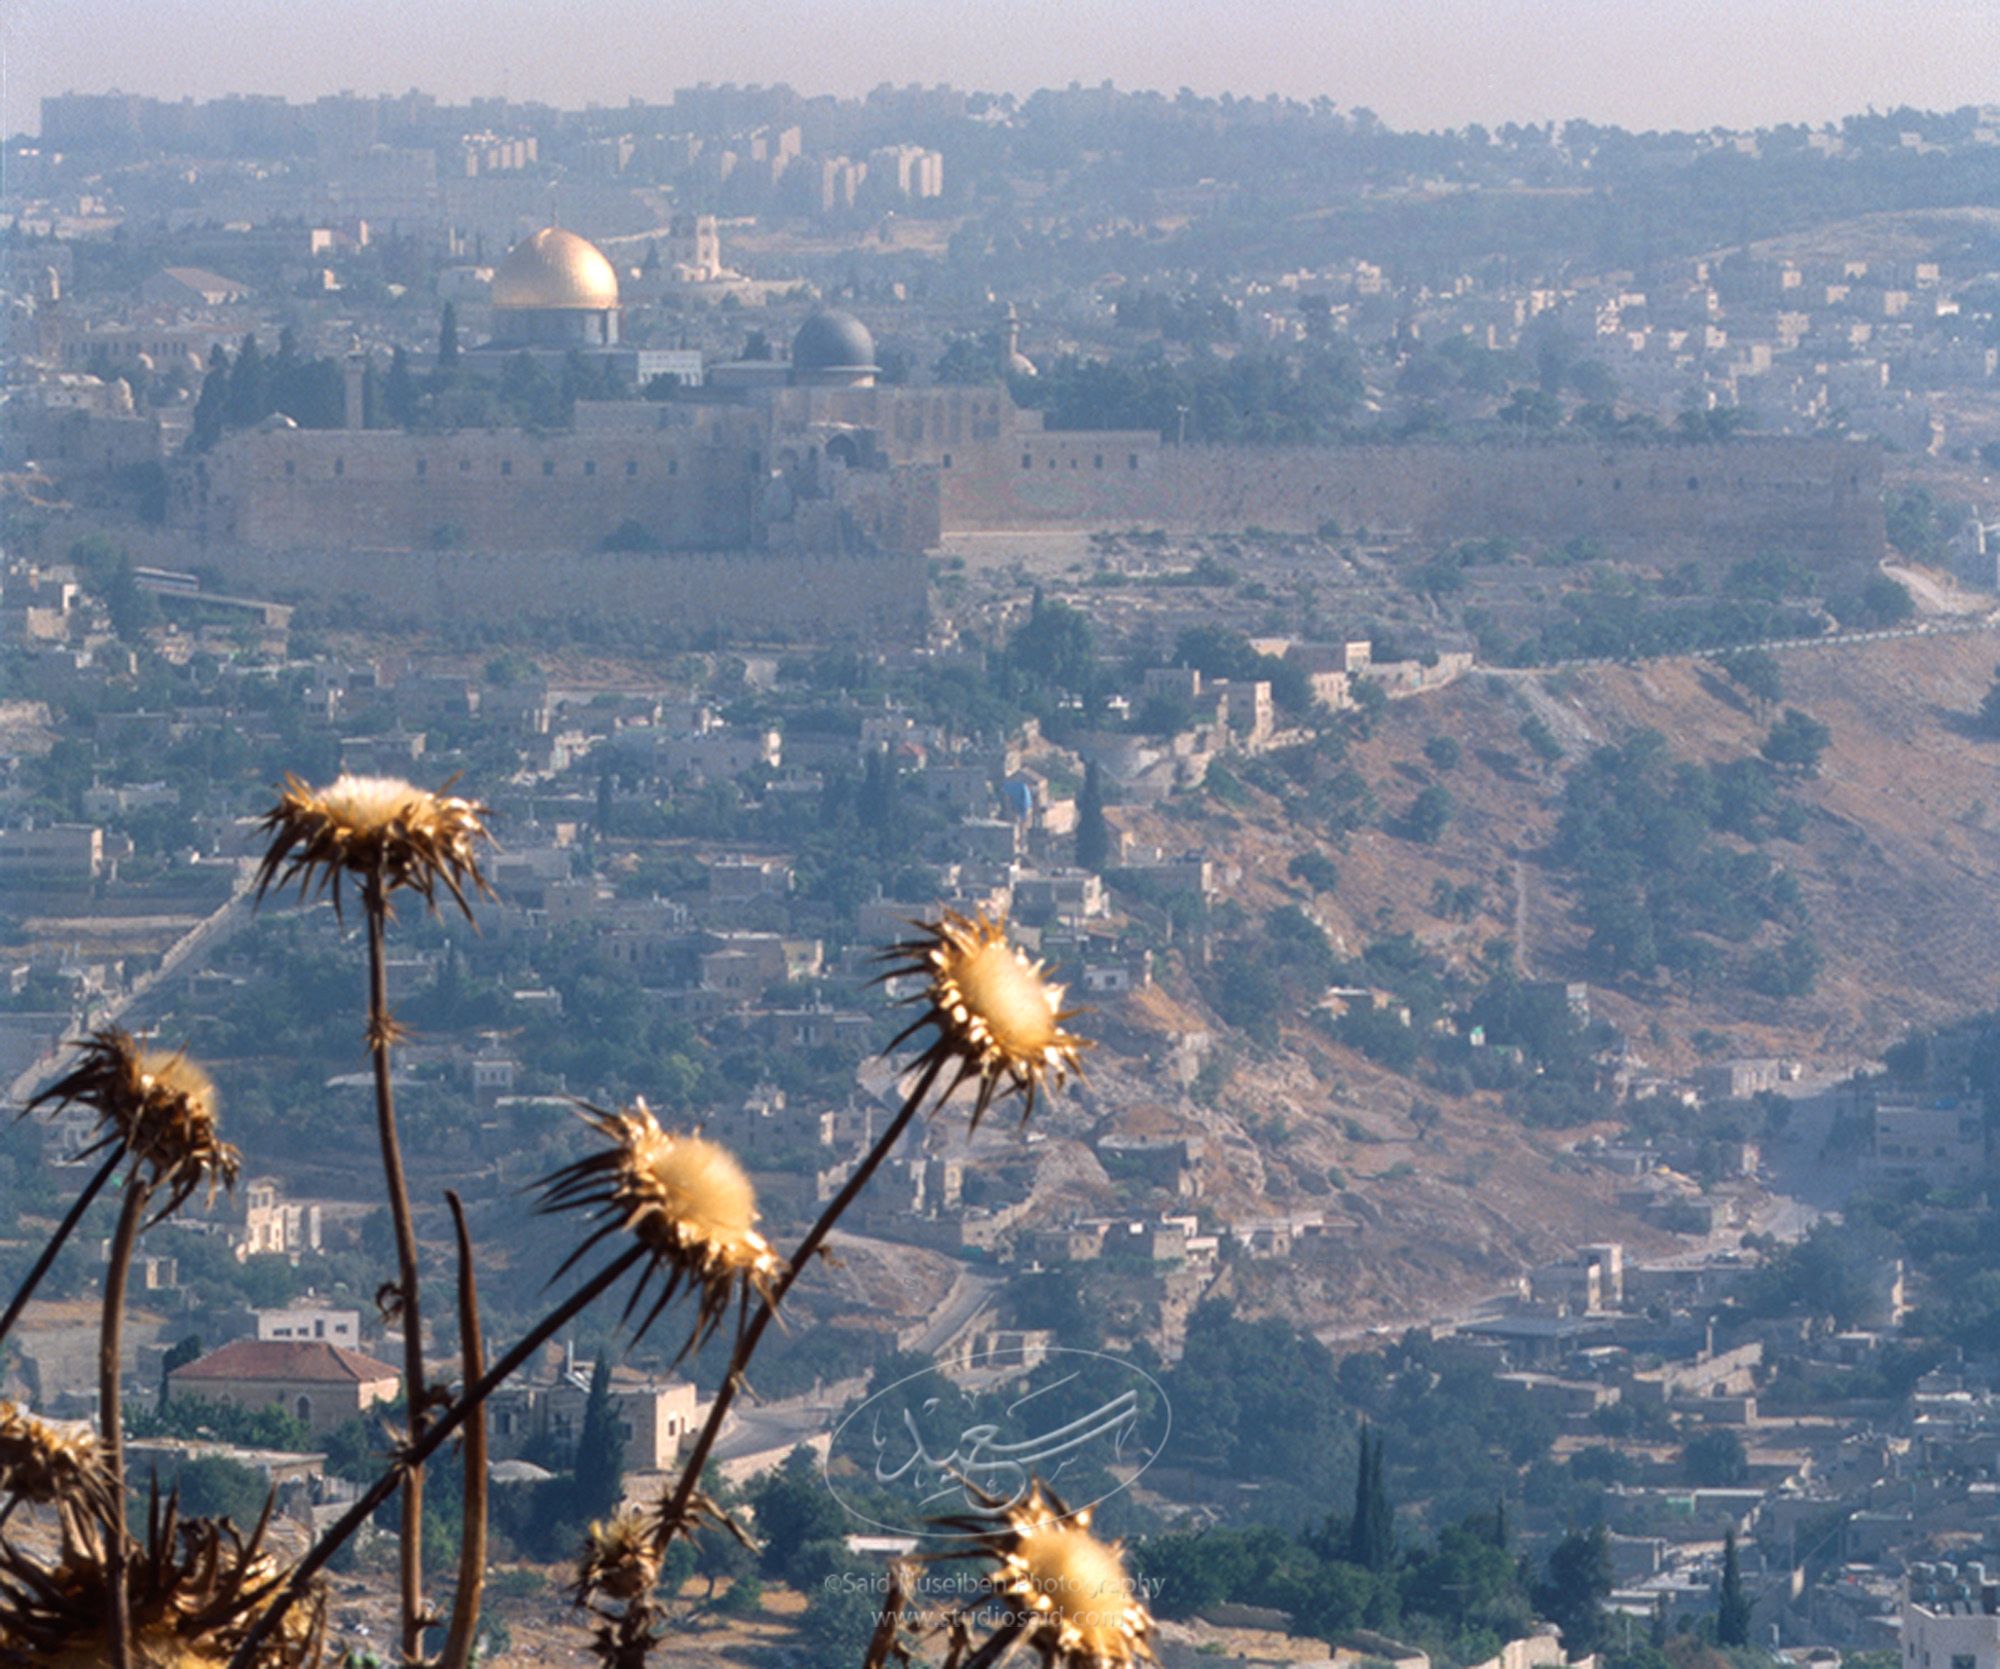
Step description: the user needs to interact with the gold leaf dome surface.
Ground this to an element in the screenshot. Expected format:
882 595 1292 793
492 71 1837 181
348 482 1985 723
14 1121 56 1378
490 226 620 311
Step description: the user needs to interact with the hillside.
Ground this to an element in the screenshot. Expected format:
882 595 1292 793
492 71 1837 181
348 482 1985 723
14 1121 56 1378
1059 624 2000 1329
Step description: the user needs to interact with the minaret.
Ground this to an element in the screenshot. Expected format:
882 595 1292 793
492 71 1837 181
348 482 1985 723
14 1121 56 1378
343 351 367 430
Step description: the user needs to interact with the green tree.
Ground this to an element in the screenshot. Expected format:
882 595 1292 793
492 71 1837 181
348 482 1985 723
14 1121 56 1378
158 1336 203 1410
1975 665 2000 738
1716 1528 1752 1646
572 1356 624 1523
1405 785 1453 845
1008 590 1096 693
384 346 418 427
1076 761 1110 872
1718 649 1783 707
1343 1426 1395 1571
1760 708 1830 776
1423 735 1463 772
1533 1526 1612 1654
745 1447 846 1586
1681 1429 1747 1487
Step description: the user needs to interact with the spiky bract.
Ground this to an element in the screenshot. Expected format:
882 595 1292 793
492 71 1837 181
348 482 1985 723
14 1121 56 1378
574 1512 660 1608
928 1482 1154 1669
0 1489 325 1666
537 1101 783 1357
253 773 492 918
0 1402 115 1529
880 911 1086 1126
26 1032 239 1213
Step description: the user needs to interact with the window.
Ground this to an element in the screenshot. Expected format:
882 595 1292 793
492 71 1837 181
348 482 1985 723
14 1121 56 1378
1094 454 1104 469
542 458 555 476
1687 475 1699 491
584 459 596 477
942 453 953 469
415 458 427 477
333 457 344 477
626 459 638 476
501 459 512 476
1128 453 1140 469
284 460 295 477
460 458 471 473
1022 453 1033 469
667 458 678 476
295 1396 312 1424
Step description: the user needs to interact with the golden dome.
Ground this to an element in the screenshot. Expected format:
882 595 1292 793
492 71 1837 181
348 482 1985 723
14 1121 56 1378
490 226 620 311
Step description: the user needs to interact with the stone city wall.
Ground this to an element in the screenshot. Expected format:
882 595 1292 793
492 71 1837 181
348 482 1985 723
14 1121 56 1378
177 424 766 552
941 435 1886 576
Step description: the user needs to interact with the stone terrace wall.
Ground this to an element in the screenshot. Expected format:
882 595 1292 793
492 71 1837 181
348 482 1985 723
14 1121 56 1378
181 542 928 643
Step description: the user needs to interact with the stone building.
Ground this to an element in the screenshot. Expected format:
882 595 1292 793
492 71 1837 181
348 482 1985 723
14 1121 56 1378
167 1338 399 1437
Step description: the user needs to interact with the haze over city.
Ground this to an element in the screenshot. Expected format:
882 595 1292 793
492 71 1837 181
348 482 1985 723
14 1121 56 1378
7 0 2000 137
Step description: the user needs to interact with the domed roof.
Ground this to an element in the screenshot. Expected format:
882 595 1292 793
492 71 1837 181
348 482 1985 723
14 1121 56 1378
792 309 876 373
490 227 620 311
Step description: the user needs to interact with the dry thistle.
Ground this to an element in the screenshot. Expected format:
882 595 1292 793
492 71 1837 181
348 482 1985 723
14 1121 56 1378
574 1511 661 1609
934 1483 1155 1669
0 1402 116 1527
537 1101 784 1356
0 1488 326 1667
253 773 493 918
881 911 1087 1126
27 1032 240 1214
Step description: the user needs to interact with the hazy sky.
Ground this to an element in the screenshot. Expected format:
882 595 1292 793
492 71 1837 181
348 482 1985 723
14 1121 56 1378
5 0 1998 139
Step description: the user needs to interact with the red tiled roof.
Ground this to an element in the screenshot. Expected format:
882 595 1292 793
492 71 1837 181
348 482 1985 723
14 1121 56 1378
169 1338 400 1386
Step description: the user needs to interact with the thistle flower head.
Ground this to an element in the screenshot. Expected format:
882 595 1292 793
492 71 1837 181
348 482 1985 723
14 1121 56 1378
0 1402 115 1527
940 1483 1154 1669
0 1489 326 1666
537 1101 783 1356
27 1031 240 1212
574 1511 661 1607
254 772 493 919
881 911 1087 1126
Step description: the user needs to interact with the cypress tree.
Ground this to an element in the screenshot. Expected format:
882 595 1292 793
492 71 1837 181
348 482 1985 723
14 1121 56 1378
571 1356 625 1522
1716 1527 1752 1646
439 302 460 369
384 346 417 428
192 345 230 450
1343 1425 1395 1571
1076 761 1109 872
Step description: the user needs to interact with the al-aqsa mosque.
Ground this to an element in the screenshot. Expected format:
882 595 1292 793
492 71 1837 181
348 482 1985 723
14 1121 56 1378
487 225 622 348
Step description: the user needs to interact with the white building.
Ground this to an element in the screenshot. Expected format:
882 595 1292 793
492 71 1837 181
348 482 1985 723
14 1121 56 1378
255 1304 362 1349
1902 1565 2000 1669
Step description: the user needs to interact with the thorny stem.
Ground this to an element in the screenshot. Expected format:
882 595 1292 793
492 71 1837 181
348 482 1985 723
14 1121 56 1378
0 1144 122 1349
100 1170 153 1669
364 869 430 1665
656 1051 951 1554
226 1242 648 1669
438 1192 488 1669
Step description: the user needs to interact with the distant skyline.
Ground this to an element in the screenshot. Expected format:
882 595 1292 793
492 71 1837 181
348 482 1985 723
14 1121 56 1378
5 0 1997 141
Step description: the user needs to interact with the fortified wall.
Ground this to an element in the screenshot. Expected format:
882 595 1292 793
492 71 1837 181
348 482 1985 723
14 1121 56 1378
938 432 1886 576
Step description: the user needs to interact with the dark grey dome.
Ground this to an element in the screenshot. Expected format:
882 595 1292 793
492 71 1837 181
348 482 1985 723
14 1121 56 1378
792 309 876 373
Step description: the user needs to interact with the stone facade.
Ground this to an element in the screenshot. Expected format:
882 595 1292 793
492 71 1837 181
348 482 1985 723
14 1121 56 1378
160 379 1884 640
